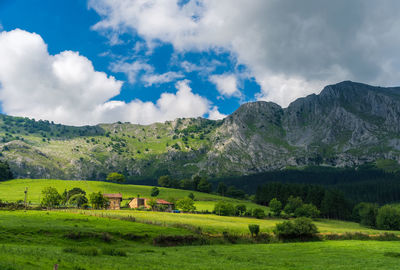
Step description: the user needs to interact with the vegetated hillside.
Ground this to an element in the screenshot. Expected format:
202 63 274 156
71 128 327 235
0 179 265 211
0 81 400 180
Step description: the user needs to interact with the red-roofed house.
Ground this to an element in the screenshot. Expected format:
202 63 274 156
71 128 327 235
128 197 174 211
103 193 123 210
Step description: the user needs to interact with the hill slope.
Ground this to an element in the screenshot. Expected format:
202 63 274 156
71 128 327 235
0 81 400 180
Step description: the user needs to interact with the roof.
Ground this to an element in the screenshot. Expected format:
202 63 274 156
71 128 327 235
103 193 122 199
156 199 174 205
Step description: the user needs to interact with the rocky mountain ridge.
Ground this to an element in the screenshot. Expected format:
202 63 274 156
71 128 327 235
1 81 400 180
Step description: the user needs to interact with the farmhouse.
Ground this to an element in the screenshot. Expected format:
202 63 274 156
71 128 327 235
103 193 122 210
129 197 174 211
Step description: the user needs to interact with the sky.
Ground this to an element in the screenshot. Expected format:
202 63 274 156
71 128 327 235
0 0 399 126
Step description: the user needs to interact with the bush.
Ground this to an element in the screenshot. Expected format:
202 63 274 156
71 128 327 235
353 202 378 227
176 198 196 212
269 198 282 217
274 217 319 240
214 201 235 216
68 194 88 208
89 192 108 209
283 196 303 215
150 187 160 197
106 172 125 183
376 205 400 230
248 224 260 237
294 203 320 218
235 204 246 216
252 208 266 219
41 187 62 208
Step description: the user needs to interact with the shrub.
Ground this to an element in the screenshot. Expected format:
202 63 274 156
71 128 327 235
235 204 246 216
89 192 108 209
353 202 378 227
188 192 195 200
274 217 318 240
294 203 320 218
269 198 282 217
252 208 266 219
248 224 260 237
150 187 160 197
41 187 62 208
106 172 125 183
376 205 400 230
283 196 303 215
68 194 88 208
176 198 196 212
214 201 235 216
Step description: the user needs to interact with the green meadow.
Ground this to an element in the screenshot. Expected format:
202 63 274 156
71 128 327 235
73 209 400 235
0 179 266 212
0 211 400 269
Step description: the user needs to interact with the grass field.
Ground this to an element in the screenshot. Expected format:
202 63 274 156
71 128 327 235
1 210 400 269
73 209 400 235
0 179 266 212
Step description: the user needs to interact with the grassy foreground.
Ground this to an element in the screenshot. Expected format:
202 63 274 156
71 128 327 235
0 179 266 211
1 211 400 269
74 209 400 235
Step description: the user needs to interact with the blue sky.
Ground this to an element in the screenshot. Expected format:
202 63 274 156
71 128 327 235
0 0 399 125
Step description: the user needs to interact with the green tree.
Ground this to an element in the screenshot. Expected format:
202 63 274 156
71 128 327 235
180 179 194 190
158 175 171 187
41 187 62 208
284 196 303 215
252 208 266 219
89 192 108 209
188 192 195 200
376 205 400 230
0 160 13 181
235 204 247 216
192 175 202 191
214 201 235 216
176 197 196 212
197 178 212 193
147 198 158 210
354 202 378 227
68 194 88 208
248 224 260 237
274 217 318 240
217 182 228 196
151 187 160 197
106 172 125 183
294 203 320 218
269 198 283 217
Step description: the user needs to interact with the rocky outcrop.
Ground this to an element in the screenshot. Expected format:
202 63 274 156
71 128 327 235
1 81 400 179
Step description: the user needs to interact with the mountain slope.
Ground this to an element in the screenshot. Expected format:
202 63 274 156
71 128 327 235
1 81 400 180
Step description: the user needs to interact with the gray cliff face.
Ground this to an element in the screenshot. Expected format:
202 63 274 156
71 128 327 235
2 81 400 179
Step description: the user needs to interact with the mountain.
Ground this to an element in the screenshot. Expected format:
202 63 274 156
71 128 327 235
1 81 400 180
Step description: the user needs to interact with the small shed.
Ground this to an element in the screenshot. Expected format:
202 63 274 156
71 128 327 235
103 193 122 210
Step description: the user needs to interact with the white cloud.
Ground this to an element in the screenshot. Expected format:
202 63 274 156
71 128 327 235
209 74 240 98
89 0 400 107
142 71 184 86
208 106 227 120
0 29 216 125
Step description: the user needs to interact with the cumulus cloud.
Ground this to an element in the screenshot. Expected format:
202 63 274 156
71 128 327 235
209 74 240 98
89 0 400 107
0 29 217 125
208 106 227 120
